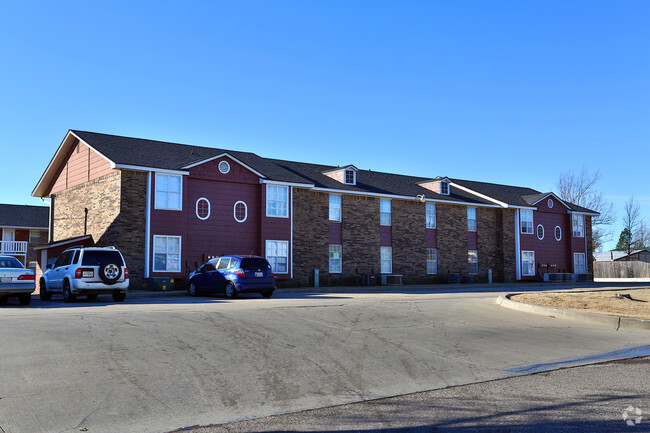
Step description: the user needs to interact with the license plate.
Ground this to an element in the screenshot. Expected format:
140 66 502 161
255 272 263 277
1 277 10 283
82 270 94 278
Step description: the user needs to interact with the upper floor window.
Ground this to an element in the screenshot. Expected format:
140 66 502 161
426 203 436 229
467 207 477 232
555 226 562 241
537 224 544 240
380 199 391 226
155 174 182 210
196 198 210 220
329 194 342 222
266 185 289 218
572 214 584 237
344 169 356 185
234 201 247 223
440 181 450 195
521 210 533 234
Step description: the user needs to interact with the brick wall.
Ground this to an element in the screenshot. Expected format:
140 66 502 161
118 170 147 287
437 204 468 277
341 195 380 281
501 209 517 282
292 188 329 286
392 199 429 284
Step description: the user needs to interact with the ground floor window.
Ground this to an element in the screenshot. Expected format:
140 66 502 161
329 244 342 273
522 251 535 276
153 235 181 272
468 250 478 275
574 253 586 274
381 246 392 273
266 240 289 274
426 248 437 275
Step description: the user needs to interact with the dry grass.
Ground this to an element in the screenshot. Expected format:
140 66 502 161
512 288 650 320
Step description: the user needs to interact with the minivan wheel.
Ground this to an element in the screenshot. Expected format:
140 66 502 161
188 281 198 297
63 281 77 303
39 279 52 301
18 293 31 305
113 291 126 302
261 290 273 298
224 282 238 299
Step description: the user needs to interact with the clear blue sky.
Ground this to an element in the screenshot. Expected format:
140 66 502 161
1 1 648 251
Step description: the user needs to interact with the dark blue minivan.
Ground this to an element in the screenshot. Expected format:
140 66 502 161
187 256 276 298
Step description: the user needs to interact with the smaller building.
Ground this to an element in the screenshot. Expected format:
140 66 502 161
594 249 650 263
0 204 49 273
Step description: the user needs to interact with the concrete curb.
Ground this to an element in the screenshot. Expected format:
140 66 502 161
497 294 650 331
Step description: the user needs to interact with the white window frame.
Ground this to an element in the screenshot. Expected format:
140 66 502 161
522 251 535 276
196 197 210 220
426 203 436 229
266 185 289 218
29 230 41 244
381 246 392 274
574 253 586 274
467 207 477 232
572 214 585 237
344 170 356 185
329 244 342 273
440 181 450 195
329 194 342 222
155 173 182 210
537 224 544 240
426 248 437 275
218 160 231 174
521 210 534 234
468 250 478 275
380 199 391 226
266 240 289 274
555 226 562 241
153 235 181 272
234 201 247 223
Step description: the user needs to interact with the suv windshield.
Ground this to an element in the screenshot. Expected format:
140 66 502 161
81 250 124 266
240 258 271 271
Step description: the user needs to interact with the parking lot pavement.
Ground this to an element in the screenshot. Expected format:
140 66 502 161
178 356 650 433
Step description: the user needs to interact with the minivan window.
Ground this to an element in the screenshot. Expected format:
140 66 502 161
217 258 231 270
81 250 125 266
241 258 271 270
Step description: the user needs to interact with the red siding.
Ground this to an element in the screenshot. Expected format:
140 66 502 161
426 229 436 248
467 231 477 250
50 140 114 194
380 226 392 246
329 222 342 244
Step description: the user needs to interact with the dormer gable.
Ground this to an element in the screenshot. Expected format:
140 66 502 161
418 177 451 195
322 165 359 186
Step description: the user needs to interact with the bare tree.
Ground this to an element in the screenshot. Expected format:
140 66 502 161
633 218 649 249
556 167 616 251
622 196 642 259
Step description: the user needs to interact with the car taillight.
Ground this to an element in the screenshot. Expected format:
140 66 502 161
124 268 129 279
17 274 35 280
270 272 274 278
235 268 246 277
75 268 82 278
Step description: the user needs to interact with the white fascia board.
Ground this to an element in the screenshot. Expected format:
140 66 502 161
568 210 600 217
309 187 502 208
0 225 48 230
260 179 315 188
510 205 539 211
182 153 267 178
449 182 509 208
113 164 189 176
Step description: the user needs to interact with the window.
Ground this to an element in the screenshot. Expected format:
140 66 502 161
329 194 342 222
555 226 562 241
344 169 355 185
380 199 391 226
267 185 289 217
521 210 533 234
196 198 210 220
218 160 231 174
574 253 586 274
381 246 392 273
522 251 535 276
155 174 182 210
572 214 584 237
547 199 554 209
440 181 450 195
153 235 181 272
426 203 436 229
329 244 342 273
266 240 288 273
427 248 437 274
468 250 478 275
467 207 477 232
234 201 247 223
537 224 544 240
29 230 41 244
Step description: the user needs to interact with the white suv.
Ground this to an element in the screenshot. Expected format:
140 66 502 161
40 246 129 302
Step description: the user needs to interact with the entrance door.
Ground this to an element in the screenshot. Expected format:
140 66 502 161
2 229 15 253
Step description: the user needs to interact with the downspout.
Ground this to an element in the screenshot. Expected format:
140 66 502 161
48 195 54 243
144 172 151 279
515 209 521 281
290 186 294 280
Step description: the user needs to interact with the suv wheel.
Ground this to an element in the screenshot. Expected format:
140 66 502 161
39 279 52 301
224 282 238 299
63 280 77 303
112 291 126 302
99 262 121 285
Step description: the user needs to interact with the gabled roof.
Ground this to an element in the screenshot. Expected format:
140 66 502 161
0 204 49 229
33 130 599 213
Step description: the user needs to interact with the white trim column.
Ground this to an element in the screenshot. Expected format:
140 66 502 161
515 209 521 281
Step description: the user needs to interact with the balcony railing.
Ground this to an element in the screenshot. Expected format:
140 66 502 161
0 241 28 255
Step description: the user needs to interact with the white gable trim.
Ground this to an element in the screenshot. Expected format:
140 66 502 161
113 164 189 176
182 153 267 178
449 182 510 208
529 192 572 210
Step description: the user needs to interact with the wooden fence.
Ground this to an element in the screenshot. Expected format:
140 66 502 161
594 261 650 280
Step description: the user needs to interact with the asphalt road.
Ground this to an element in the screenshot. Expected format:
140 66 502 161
1 286 649 433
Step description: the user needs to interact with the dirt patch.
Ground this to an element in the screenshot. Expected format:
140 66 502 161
511 288 650 320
